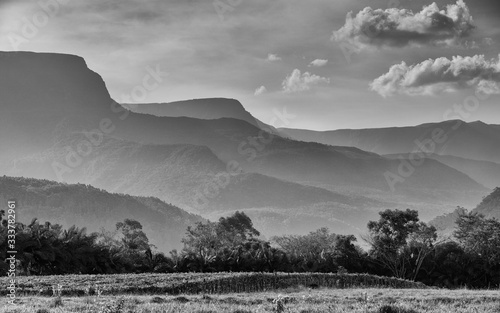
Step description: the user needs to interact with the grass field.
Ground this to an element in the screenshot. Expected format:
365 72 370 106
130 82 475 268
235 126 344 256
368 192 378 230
1 273 498 313
1 288 500 313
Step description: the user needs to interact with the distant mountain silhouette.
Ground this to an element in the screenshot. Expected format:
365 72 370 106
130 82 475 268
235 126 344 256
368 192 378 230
122 98 272 130
0 176 202 251
385 153 500 189
280 120 500 164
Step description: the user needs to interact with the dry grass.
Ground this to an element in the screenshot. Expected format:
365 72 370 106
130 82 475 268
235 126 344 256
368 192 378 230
1 288 499 313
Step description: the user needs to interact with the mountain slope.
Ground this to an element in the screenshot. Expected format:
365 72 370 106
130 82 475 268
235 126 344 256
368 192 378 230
474 187 500 219
424 154 500 189
10 135 377 213
430 188 500 232
280 120 500 164
0 176 203 252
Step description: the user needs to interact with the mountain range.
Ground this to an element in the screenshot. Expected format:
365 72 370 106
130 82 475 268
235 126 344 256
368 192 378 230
280 120 500 164
0 51 496 244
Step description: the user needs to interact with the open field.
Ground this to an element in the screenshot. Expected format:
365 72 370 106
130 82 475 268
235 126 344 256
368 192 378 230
1 288 500 313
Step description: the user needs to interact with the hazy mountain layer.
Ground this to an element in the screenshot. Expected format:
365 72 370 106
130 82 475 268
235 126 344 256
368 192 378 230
385 154 500 190
122 98 270 130
280 120 500 164
9 134 380 213
430 188 500 233
0 176 203 252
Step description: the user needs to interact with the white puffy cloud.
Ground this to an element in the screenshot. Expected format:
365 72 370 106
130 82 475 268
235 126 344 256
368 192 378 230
254 85 267 96
267 53 282 62
309 59 328 67
370 54 500 97
332 0 475 50
282 69 330 93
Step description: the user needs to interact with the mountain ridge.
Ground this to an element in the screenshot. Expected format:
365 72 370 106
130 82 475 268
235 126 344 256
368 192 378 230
280 120 500 164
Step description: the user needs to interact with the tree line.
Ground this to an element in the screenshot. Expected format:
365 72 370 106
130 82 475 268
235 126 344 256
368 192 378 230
1 209 499 288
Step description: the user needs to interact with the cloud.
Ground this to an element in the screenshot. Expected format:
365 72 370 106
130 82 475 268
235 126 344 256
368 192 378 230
267 53 282 62
332 0 475 50
370 54 500 97
254 85 267 96
309 59 328 67
282 69 330 93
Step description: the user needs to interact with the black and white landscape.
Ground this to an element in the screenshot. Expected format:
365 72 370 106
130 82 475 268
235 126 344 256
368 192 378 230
1 0 500 311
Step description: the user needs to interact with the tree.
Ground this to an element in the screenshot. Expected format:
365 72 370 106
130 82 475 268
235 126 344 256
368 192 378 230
366 209 437 280
181 220 220 271
273 228 362 273
116 219 150 251
115 219 153 272
453 212 500 287
406 222 438 281
181 211 267 272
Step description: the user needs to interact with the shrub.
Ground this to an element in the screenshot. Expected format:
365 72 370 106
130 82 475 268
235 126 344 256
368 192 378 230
377 305 419 313
151 296 165 303
50 296 63 308
173 296 190 303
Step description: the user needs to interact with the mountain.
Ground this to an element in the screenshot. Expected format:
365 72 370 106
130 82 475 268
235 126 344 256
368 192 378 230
122 98 271 130
0 51 491 238
0 51 112 163
430 188 500 233
10 135 374 213
474 187 500 219
280 120 500 164
0 51 487 201
0 176 202 252
418 154 500 189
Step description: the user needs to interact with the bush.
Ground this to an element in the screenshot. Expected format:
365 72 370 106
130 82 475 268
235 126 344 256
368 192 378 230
376 305 419 313
151 296 165 303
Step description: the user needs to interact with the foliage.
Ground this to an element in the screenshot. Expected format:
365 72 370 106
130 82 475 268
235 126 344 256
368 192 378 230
1 208 499 289
366 209 438 280
272 228 363 273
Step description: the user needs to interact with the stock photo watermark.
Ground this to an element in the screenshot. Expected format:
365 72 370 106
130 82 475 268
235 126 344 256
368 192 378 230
193 107 296 209
213 0 242 22
8 0 70 50
5 200 18 305
384 89 490 192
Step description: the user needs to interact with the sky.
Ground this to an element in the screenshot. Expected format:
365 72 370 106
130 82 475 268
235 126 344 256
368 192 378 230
1 0 500 130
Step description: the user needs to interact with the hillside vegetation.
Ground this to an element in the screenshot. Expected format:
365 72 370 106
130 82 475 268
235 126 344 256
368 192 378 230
0 176 202 251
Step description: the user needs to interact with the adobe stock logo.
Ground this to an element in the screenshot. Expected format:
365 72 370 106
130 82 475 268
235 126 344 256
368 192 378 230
384 91 487 192
8 0 70 51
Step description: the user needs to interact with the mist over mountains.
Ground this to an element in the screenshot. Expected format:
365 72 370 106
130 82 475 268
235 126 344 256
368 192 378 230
0 51 497 246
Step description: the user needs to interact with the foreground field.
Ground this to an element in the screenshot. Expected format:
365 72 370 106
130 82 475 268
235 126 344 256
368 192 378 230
2 288 500 313
0 273 426 296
